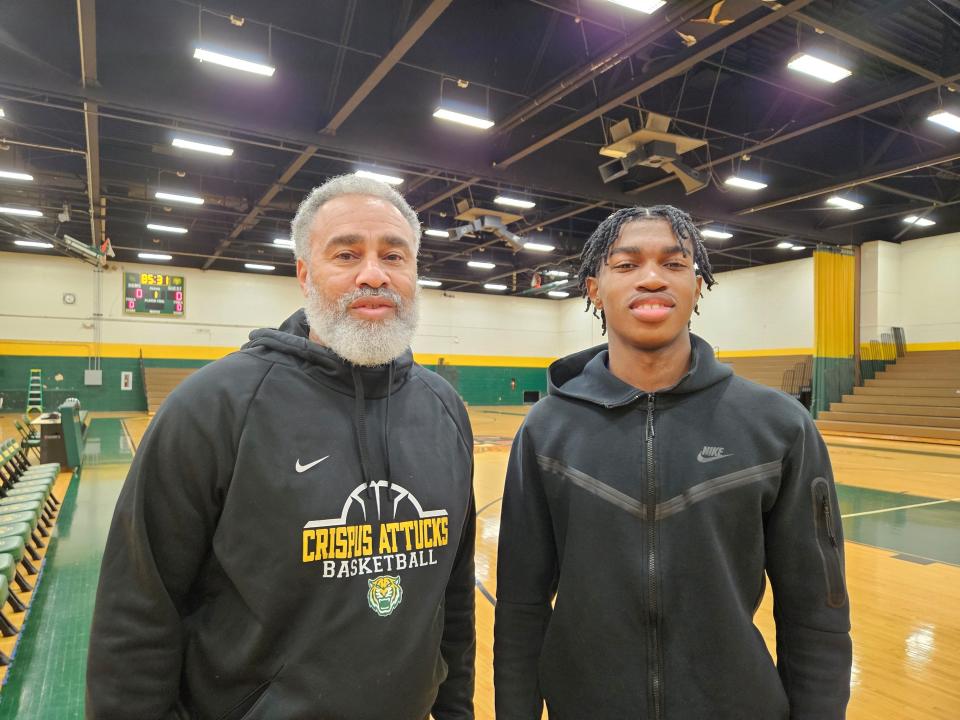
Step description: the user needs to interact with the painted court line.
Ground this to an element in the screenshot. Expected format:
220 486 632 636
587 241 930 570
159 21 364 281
840 497 960 519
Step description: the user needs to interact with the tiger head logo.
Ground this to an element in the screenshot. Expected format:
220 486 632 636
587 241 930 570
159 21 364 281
367 575 403 617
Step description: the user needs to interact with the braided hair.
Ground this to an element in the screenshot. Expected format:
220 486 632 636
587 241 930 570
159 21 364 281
577 205 717 334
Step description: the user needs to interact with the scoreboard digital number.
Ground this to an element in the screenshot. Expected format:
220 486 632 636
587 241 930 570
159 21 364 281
124 272 185 316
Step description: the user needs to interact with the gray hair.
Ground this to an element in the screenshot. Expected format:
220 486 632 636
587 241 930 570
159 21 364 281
290 174 422 261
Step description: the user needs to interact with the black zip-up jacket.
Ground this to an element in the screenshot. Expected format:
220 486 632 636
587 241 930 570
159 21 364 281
87 310 476 720
494 334 851 719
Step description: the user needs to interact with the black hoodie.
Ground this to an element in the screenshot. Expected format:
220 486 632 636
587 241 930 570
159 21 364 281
494 334 851 720
87 310 476 720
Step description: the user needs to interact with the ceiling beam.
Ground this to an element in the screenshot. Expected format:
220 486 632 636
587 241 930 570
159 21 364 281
201 145 317 269
321 0 453 135
495 0 714 135
493 0 818 169
204 0 451 270
824 196 960 230
627 70 960 196
416 177 480 213
736 149 960 216
792 12 959 90
76 0 101 248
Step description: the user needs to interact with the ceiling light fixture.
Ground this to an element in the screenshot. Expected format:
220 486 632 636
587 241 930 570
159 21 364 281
494 195 535 209
138 252 173 261
424 228 450 238
432 108 495 130
193 47 275 77
724 176 767 191
14 239 53 249
273 238 294 248
523 241 555 252
927 110 960 133
146 223 188 234
701 229 733 240
484 283 507 291
903 215 935 227
544 270 570 278
0 170 34 182
606 0 666 13
171 137 235 156
776 241 795 249
825 196 864 211
244 263 275 271
155 191 204 205
547 290 570 298
467 260 496 269
786 53 852 83
0 206 42 217
354 169 404 185
0 107 5 118
790 245 806 251
417 279 442 287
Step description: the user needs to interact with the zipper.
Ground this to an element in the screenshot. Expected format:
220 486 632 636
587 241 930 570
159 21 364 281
645 394 663 720
812 478 846 608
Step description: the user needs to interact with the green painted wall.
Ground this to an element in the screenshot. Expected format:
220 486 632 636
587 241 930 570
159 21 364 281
0 356 148 412
1 354 548 410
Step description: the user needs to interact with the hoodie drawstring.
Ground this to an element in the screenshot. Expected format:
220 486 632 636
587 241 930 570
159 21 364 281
350 362 395 499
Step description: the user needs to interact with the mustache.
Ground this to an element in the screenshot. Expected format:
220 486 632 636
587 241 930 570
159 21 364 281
335 287 405 312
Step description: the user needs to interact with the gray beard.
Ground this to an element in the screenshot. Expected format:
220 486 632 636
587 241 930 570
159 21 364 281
303 283 419 367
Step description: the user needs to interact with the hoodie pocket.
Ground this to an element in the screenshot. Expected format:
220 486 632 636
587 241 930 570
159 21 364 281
215 665 284 720
811 477 846 608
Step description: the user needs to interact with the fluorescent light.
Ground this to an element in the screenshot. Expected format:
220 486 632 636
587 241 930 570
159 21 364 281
138 252 172 261
494 195 536 209
790 245 805 251
424 228 449 238
701 229 733 240
273 238 294 248
172 137 234 156
244 263 275 271
432 108 495 130
787 53 852 83
724 176 767 190
825 196 863 211
155 191 204 205
354 169 404 185
545 269 570 278
548 290 570 298
928 110 960 133
606 0 666 13
14 239 53 249
467 260 496 269
0 206 42 217
903 215 935 227
0 170 34 182
484 283 507 291
776 241 795 249
418 279 442 287
146 223 187 234
0 107 4 118
193 47 275 77
523 241 555 252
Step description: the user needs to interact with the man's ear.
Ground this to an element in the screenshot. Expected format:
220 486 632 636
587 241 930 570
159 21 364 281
296 258 310 298
586 276 601 310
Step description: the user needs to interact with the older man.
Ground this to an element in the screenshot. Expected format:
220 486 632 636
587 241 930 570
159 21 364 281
87 175 476 720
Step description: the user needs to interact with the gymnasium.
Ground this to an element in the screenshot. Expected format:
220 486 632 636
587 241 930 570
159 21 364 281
0 0 958 717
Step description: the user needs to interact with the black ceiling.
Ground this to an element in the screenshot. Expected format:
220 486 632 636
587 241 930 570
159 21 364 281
1 0 958 295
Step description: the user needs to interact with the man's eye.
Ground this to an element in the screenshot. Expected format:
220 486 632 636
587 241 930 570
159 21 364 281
612 262 636 270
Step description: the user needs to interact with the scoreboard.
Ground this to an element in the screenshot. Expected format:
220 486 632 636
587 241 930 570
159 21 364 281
124 272 185 316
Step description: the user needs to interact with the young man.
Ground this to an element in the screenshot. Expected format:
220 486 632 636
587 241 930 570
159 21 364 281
87 175 476 720
494 206 851 719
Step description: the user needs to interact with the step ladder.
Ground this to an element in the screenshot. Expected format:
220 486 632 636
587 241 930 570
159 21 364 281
25 368 43 418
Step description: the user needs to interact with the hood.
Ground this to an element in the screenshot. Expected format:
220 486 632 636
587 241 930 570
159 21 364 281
243 308 412 398
548 333 733 407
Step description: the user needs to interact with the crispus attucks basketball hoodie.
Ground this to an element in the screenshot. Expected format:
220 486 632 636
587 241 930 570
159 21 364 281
87 309 476 720
494 333 852 720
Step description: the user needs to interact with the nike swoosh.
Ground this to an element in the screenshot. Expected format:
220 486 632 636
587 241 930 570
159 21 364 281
697 452 734 463
295 456 330 473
